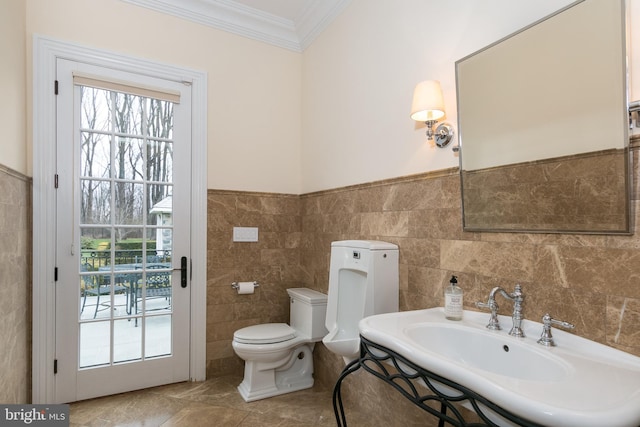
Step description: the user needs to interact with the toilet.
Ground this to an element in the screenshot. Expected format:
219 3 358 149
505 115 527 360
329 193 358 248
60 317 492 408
232 287 328 402
322 240 399 364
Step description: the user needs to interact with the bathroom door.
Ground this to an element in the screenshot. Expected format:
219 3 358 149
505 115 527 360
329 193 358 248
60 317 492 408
53 59 191 402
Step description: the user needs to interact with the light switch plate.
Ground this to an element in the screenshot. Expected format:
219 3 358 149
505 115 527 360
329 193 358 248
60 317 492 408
233 226 259 242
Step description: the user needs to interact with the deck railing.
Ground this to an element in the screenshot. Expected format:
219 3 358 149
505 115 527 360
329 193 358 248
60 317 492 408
81 250 172 270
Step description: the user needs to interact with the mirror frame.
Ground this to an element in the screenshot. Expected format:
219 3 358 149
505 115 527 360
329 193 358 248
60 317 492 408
456 0 632 235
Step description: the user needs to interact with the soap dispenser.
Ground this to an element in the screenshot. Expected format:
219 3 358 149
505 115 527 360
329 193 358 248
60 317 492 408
444 275 463 320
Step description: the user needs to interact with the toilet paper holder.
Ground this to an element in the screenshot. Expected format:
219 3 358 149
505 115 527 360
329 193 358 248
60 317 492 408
231 281 260 290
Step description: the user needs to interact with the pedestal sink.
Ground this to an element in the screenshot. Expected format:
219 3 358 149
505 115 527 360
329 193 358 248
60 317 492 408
356 308 640 427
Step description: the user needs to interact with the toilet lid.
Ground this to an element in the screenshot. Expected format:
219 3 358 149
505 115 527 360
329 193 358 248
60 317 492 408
234 323 296 344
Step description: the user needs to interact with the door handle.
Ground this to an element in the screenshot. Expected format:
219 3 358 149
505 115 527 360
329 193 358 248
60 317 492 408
180 256 187 288
173 256 188 288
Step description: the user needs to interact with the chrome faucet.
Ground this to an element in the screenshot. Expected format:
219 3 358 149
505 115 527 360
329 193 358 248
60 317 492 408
476 284 525 337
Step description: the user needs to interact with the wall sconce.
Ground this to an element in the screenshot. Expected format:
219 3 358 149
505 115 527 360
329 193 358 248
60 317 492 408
410 80 454 148
630 100 640 129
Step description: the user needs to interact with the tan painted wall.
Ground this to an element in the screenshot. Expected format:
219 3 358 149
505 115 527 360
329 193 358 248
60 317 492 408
1 0 27 175
23 0 637 193
300 0 638 192
25 0 302 193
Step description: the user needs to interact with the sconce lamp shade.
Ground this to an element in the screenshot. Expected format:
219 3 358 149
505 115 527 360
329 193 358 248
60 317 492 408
410 80 445 122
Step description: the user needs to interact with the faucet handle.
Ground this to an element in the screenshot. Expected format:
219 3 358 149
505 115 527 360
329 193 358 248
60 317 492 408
475 301 492 310
537 313 575 347
475 299 501 330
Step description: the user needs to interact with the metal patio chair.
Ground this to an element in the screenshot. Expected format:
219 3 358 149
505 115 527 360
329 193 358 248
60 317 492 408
80 263 129 319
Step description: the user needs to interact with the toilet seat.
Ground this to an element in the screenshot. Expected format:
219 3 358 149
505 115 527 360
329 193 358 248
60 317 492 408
233 323 296 344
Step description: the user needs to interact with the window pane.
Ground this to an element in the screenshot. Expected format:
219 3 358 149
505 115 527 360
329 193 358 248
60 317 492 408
147 139 173 183
145 315 171 358
80 179 111 225
114 182 144 225
143 267 171 315
80 228 111 269
113 228 145 265
115 93 143 135
147 99 173 139
147 228 172 261
80 86 111 132
147 185 172 225
114 137 144 182
80 132 110 178
80 321 110 368
114 319 142 363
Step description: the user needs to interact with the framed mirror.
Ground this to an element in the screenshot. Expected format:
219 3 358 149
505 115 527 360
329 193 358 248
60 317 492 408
456 0 631 234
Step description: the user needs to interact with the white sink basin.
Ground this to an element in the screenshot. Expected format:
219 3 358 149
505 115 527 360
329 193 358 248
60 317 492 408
404 323 571 382
359 308 640 427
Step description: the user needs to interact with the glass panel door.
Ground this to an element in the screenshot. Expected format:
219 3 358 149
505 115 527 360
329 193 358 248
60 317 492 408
55 59 191 402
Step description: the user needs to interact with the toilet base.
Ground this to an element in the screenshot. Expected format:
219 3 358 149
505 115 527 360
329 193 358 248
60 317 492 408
237 375 314 402
237 344 315 402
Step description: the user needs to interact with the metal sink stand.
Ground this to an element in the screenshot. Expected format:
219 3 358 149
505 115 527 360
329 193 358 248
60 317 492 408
332 336 543 427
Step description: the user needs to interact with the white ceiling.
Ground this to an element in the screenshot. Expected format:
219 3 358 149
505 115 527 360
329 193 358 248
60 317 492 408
121 0 351 52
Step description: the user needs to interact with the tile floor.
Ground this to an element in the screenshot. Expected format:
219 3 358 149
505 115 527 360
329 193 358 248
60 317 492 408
72 299 373 425
68 375 371 426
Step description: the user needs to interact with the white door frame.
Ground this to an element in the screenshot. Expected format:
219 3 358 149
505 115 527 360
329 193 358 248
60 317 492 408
32 35 208 403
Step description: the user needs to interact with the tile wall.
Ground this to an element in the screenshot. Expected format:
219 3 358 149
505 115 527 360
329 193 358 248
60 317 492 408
6 140 636 413
462 149 628 232
206 191 304 377
207 142 640 422
0 166 32 403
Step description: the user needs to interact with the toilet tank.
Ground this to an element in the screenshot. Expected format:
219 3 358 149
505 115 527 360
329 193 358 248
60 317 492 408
287 288 328 341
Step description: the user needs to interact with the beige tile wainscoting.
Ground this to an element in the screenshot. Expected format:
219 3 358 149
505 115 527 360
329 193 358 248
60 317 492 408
461 148 628 231
0 165 32 404
207 140 640 424
3 140 639 425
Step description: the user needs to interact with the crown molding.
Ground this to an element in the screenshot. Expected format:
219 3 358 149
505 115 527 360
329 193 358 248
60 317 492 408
120 0 350 53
